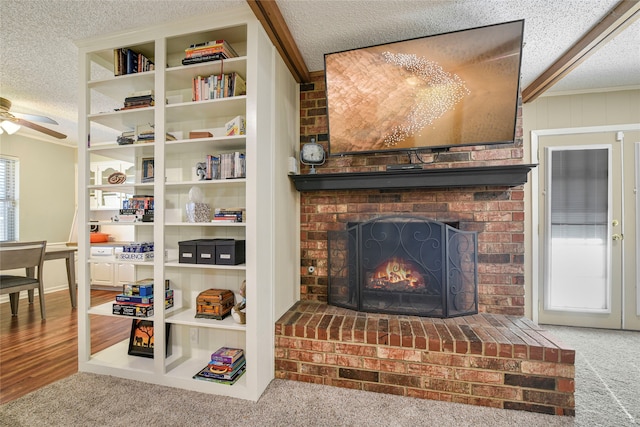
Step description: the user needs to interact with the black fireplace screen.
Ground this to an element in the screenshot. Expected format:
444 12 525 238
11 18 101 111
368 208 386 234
328 215 478 318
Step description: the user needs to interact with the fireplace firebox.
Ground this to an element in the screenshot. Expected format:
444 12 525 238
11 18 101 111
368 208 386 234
328 215 478 317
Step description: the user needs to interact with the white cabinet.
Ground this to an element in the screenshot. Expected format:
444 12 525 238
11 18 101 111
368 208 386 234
89 244 136 289
76 5 299 401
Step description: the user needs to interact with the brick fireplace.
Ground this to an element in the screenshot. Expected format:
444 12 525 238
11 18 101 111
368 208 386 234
296 73 528 315
275 72 575 416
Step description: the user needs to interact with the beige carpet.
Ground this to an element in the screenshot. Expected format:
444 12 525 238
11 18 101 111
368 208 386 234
1 325 638 426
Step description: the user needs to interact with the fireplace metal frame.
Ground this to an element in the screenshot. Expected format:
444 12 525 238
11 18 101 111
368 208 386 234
328 215 478 318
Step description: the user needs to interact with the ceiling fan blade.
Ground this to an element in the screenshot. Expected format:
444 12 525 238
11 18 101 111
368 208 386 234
15 118 67 139
11 112 59 125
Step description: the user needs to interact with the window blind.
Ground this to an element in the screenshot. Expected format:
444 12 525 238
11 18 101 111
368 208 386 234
0 156 18 241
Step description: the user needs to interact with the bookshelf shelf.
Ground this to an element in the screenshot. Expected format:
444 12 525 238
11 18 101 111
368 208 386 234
88 71 156 101
165 57 247 91
165 96 246 123
88 107 155 131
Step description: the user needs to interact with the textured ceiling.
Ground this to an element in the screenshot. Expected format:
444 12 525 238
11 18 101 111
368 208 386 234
0 0 638 146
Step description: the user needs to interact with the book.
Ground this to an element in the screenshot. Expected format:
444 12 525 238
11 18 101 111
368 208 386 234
208 354 245 370
112 302 153 317
124 94 154 103
195 358 246 380
206 154 220 180
191 72 245 101
181 53 228 66
186 40 239 57
112 298 173 317
120 103 154 110
210 346 244 365
185 45 232 58
114 48 154 76
189 131 213 139
234 151 246 178
231 73 246 96
115 289 174 304
225 116 246 136
116 294 153 304
127 89 154 98
126 49 138 75
193 365 246 385
214 208 245 222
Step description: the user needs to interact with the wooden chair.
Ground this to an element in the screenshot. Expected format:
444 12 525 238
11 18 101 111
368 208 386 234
0 241 47 319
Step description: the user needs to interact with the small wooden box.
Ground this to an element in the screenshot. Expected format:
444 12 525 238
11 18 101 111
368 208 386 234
195 289 235 320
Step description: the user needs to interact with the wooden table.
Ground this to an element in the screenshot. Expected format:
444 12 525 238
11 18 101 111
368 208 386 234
27 244 78 308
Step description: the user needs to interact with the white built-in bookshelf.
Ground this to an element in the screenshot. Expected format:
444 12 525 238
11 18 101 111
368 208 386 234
76 5 300 401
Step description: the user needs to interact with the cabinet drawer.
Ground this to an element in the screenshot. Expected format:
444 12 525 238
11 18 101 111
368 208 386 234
91 247 114 257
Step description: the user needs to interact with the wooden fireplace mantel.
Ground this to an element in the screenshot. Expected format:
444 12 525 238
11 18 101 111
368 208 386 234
289 164 537 191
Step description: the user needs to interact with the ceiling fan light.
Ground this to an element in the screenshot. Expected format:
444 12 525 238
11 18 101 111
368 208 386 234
1 120 21 134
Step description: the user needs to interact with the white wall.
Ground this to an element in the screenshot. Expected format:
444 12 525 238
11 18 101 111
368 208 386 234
0 132 77 301
522 88 640 320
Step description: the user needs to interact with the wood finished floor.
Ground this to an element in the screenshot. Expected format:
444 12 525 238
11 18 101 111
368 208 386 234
0 289 130 404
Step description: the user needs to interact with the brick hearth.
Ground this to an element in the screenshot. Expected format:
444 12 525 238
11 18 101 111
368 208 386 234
275 301 575 416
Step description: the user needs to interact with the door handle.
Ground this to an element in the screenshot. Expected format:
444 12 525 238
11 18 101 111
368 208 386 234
612 233 624 241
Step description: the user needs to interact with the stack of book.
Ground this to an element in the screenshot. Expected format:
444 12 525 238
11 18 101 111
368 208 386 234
114 48 154 76
115 241 155 262
192 72 246 101
112 278 174 317
193 346 245 385
213 208 246 223
182 40 239 66
122 90 154 110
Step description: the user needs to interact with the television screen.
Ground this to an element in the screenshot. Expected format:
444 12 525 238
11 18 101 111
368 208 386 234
324 20 524 155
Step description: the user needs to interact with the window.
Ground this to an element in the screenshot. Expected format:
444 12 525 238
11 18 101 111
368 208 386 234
0 156 19 242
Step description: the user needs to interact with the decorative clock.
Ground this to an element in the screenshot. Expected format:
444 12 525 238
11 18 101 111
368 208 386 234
300 137 325 174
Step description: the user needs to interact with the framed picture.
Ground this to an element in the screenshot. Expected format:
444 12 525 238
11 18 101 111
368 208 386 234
141 157 154 183
128 319 170 358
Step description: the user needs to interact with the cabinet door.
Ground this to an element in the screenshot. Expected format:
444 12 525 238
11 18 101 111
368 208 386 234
90 262 115 286
115 262 135 285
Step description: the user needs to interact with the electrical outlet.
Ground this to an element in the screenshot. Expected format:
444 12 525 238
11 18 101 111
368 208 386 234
190 328 199 344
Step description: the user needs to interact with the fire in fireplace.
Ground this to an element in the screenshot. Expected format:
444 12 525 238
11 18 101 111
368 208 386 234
328 215 478 318
367 257 426 292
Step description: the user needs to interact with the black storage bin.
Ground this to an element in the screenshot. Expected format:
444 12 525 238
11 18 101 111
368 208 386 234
215 240 246 265
196 239 233 264
178 239 203 264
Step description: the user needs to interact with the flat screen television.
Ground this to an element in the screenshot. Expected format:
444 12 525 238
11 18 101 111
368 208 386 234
324 20 525 156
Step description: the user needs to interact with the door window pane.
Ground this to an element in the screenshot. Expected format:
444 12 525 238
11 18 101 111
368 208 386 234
547 148 610 311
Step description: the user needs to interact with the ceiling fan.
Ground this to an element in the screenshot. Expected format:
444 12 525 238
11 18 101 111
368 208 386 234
0 97 67 139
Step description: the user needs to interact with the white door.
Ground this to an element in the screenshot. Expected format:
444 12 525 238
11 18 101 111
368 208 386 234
537 130 639 330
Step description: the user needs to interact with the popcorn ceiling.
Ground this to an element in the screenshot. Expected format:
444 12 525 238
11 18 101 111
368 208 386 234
0 0 636 146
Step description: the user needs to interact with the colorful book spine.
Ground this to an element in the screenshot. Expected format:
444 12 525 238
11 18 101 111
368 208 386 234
193 366 246 385
210 346 244 364
115 289 174 303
